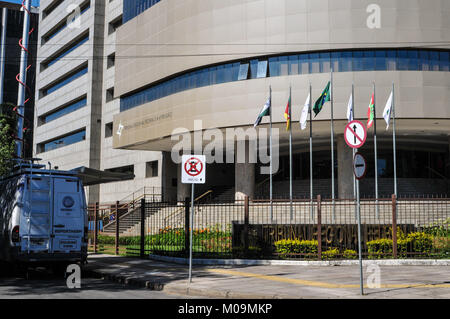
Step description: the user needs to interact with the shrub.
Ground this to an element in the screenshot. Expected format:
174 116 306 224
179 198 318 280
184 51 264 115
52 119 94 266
321 248 339 260
367 238 393 259
422 218 450 238
367 231 433 259
274 239 318 259
343 249 358 259
407 232 433 255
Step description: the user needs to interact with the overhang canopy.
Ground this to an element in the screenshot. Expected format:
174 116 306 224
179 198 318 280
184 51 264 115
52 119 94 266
70 166 134 186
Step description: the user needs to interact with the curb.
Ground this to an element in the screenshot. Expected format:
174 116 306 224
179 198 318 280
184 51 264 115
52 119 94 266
82 267 165 291
149 255 450 266
83 266 284 298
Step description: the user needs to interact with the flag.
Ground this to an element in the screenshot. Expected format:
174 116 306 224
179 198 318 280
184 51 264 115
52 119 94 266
382 91 393 130
313 82 331 117
347 92 353 122
284 95 291 131
300 92 310 130
367 93 375 129
254 97 271 127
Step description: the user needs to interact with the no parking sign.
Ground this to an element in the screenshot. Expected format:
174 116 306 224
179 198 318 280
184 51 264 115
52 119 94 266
182 155 206 184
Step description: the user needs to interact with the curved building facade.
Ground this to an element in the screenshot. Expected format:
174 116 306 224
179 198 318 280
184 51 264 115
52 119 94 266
112 0 450 200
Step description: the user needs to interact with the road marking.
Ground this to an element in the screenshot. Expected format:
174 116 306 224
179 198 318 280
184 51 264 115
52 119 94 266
208 269 450 289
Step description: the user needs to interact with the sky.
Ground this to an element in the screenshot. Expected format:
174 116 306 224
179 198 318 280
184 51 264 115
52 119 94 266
4 0 40 7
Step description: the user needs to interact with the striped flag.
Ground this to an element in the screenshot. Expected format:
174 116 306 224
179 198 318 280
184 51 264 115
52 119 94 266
367 93 375 129
254 98 271 127
284 95 291 131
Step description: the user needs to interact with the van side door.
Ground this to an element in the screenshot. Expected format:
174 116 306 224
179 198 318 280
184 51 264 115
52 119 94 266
52 178 83 253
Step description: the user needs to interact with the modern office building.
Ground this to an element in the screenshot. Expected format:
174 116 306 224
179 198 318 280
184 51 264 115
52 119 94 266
112 0 450 201
0 1 39 159
33 0 162 204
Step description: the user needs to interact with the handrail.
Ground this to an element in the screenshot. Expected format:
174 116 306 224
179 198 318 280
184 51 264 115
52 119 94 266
425 166 447 181
163 189 213 225
255 169 284 188
97 192 163 228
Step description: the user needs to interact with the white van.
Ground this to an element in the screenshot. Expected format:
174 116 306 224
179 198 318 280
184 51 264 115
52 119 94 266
0 163 88 268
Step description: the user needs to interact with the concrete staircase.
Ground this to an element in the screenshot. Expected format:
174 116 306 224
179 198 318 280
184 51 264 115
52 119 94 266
102 204 161 235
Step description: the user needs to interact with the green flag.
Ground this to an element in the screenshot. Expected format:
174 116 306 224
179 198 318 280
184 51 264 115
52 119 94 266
313 81 331 117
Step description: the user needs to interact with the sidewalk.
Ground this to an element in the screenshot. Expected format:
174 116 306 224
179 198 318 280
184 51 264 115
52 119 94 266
84 254 450 299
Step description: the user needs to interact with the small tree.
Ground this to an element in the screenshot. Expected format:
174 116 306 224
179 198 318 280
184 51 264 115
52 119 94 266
0 103 17 177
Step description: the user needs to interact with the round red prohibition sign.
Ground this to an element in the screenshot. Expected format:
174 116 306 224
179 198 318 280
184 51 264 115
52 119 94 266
344 120 367 149
184 157 204 177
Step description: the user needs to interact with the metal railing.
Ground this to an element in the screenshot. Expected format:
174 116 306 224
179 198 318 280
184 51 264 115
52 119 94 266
87 195 449 260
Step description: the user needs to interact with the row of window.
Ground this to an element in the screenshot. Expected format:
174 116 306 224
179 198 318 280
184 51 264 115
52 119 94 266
42 1 90 44
42 0 64 20
37 128 86 154
105 161 159 179
40 63 88 98
120 48 450 112
41 32 89 71
123 0 161 24
38 95 87 126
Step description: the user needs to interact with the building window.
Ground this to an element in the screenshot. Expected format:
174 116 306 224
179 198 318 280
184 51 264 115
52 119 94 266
106 87 115 102
123 0 161 24
107 53 116 69
108 15 123 34
38 95 87 125
40 63 88 98
146 161 159 178
41 1 91 43
105 122 113 138
37 128 86 153
42 0 64 20
120 48 450 112
41 32 89 71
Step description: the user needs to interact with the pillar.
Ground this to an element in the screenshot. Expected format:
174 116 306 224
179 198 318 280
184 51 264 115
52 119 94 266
337 134 354 199
235 140 256 200
177 163 190 202
161 151 177 202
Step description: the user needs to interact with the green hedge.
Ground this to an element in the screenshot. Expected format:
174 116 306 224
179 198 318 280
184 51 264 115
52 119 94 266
367 232 433 259
321 248 340 260
274 239 318 258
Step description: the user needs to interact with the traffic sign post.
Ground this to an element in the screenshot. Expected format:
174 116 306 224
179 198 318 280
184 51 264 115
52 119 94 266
353 152 366 296
181 155 206 284
344 119 367 296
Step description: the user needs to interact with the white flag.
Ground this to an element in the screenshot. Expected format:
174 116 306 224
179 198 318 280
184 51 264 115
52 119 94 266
300 92 310 130
382 91 393 130
347 93 353 122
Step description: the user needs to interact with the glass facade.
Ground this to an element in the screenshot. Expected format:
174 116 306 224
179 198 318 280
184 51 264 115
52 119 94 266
43 33 89 69
42 1 91 43
123 0 161 24
38 129 86 153
41 64 88 97
120 48 450 112
39 96 87 125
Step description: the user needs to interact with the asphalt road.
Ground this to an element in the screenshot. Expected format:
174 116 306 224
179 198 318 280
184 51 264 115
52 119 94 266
0 265 190 299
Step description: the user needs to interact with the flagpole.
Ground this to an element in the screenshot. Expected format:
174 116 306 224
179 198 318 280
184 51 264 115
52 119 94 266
373 82 379 218
331 69 335 222
392 83 398 199
270 85 273 223
309 83 313 219
289 85 293 221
